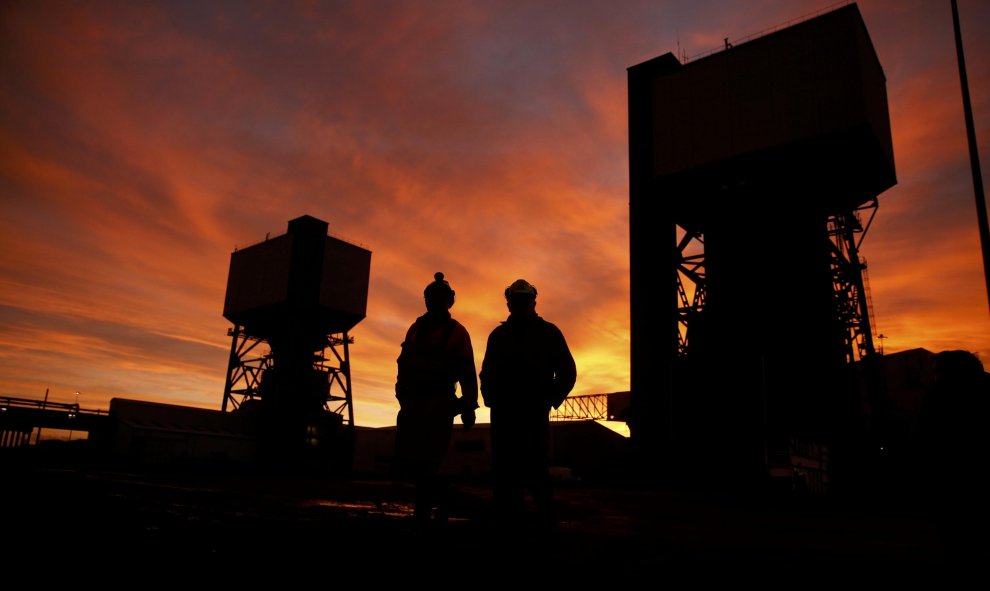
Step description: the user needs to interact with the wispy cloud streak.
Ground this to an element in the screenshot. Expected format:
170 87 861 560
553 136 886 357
1 0 988 426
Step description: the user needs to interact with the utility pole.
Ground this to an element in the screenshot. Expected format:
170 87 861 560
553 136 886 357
952 0 990 316
35 387 49 444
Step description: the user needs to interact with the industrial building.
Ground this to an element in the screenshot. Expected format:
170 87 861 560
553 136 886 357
627 3 896 494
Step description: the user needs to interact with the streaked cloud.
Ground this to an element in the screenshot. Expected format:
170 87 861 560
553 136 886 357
1 0 988 428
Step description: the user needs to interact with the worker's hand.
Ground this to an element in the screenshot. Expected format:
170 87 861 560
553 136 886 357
461 409 476 430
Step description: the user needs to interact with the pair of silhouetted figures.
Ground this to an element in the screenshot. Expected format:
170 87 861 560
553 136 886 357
393 273 576 530
917 349 990 566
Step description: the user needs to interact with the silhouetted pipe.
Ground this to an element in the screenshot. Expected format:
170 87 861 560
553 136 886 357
952 0 990 316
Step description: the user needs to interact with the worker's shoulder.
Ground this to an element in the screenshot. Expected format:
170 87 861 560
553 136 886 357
488 316 563 335
535 315 565 332
449 317 472 336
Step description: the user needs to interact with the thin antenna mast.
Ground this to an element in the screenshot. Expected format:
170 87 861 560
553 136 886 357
951 0 990 316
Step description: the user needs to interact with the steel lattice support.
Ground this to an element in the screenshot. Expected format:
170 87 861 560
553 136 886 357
551 394 608 421
221 325 355 429
672 202 878 367
221 325 271 412
319 333 355 428
827 198 879 364
676 225 706 358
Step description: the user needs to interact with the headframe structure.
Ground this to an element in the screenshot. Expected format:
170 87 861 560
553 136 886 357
220 215 371 468
628 3 896 492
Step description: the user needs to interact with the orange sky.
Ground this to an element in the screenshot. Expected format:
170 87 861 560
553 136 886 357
1 0 988 429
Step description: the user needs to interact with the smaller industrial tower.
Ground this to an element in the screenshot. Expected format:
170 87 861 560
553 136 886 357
220 215 371 469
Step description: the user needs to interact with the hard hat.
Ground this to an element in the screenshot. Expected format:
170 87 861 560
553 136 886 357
504 278 537 299
424 272 455 297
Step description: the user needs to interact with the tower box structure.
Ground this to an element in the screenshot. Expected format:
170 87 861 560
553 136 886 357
223 216 370 340
651 4 894 224
221 215 371 469
628 3 896 491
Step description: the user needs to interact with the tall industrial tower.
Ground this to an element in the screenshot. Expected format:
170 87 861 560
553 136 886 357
628 4 896 492
220 215 371 468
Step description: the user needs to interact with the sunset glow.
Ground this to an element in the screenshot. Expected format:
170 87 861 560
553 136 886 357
2 0 988 428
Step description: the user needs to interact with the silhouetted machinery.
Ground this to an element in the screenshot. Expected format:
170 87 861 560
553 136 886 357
628 3 895 492
221 215 371 468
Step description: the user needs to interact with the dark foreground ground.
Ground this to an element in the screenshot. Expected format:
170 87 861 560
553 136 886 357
0 444 981 584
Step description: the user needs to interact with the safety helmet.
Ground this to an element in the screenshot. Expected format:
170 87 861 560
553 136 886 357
504 278 537 300
424 272 455 297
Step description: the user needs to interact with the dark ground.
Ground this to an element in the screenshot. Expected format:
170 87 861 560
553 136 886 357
0 443 979 585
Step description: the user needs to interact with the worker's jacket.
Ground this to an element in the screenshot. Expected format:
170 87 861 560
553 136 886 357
395 311 478 414
480 313 576 414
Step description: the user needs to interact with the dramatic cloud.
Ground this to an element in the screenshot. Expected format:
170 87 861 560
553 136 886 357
1 0 988 428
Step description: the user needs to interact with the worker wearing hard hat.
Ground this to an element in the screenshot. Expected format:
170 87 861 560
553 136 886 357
480 278 576 530
394 272 479 524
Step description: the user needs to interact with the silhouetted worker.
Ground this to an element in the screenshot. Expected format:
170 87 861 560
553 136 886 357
395 272 478 524
918 349 990 565
480 278 576 529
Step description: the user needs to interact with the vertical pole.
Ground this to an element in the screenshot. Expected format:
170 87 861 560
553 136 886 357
342 332 354 428
221 326 240 412
628 54 683 459
952 0 990 316
843 214 876 358
69 391 78 440
35 387 49 444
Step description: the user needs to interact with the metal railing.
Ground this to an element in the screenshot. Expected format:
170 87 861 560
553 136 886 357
684 1 853 63
0 395 108 416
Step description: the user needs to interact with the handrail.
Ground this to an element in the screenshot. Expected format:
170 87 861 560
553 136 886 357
0 396 108 416
685 1 853 63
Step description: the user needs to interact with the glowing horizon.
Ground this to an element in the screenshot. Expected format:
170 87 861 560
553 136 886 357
2 0 988 428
